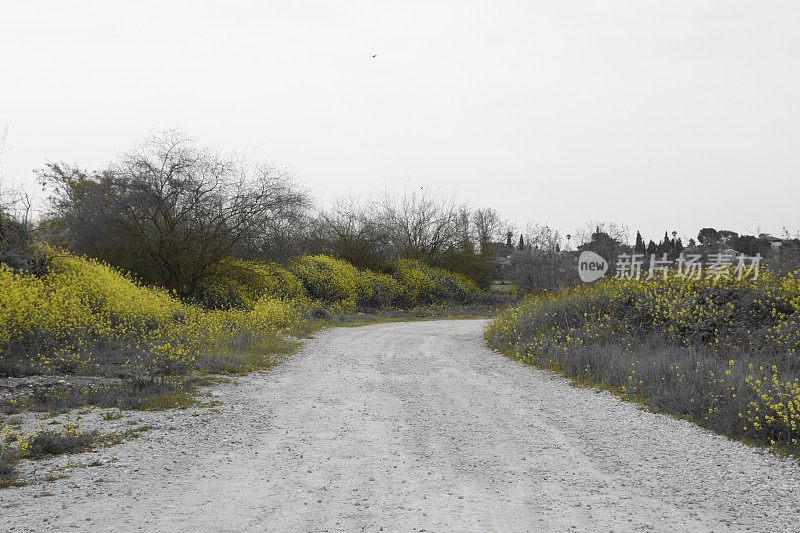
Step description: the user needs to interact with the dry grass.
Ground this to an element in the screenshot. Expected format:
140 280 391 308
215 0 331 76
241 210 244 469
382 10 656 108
0 447 18 487
487 272 800 453
527 339 784 445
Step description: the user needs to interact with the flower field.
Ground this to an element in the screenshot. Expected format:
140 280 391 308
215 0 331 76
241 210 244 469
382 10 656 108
486 271 800 452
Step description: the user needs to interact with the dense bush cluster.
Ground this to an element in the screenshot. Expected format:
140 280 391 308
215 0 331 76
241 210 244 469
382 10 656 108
384 259 480 307
195 254 488 315
487 272 800 452
0 247 491 379
288 255 362 312
0 248 302 377
193 258 308 310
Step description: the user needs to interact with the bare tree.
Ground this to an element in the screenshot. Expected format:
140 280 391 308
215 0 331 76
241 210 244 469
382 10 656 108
525 222 562 252
574 221 630 248
309 193 501 285
0 183 31 228
0 123 7 183
233 163 311 261
39 131 309 297
310 196 386 269
374 188 462 261
455 207 474 253
0 125 41 273
509 223 576 291
472 207 505 254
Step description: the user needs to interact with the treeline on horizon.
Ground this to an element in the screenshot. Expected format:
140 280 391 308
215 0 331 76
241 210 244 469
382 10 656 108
1 130 799 300
1 132 514 299
0 131 511 393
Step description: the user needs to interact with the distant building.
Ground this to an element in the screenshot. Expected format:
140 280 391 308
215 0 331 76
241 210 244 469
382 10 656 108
485 241 515 259
759 234 784 250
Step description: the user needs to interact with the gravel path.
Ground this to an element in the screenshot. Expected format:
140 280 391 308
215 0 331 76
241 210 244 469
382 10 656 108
3 319 800 532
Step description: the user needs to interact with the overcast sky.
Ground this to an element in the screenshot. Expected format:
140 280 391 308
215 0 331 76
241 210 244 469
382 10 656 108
1 1 798 243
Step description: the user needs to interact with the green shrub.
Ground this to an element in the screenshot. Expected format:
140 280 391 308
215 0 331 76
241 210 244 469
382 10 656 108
26 427 99 457
385 258 481 307
430 267 480 302
289 255 360 312
195 258 307 310
356 270 402 309
0 380 200 414
0 447 17 487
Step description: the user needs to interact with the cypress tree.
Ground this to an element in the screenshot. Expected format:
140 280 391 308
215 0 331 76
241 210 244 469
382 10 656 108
634 231 646 255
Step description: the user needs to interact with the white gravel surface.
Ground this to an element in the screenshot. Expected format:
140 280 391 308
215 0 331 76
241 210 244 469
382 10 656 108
2 319 800 532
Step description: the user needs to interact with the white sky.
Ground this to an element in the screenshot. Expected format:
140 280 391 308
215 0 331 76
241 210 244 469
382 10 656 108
1 1 798 244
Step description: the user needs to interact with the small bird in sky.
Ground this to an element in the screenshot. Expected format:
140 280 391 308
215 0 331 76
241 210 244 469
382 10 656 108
371 54 377 58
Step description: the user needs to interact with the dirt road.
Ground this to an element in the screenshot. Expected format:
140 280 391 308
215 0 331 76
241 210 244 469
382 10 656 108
3 320 800 532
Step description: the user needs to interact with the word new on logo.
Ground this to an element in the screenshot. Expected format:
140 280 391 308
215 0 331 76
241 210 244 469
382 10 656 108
578 251 608 283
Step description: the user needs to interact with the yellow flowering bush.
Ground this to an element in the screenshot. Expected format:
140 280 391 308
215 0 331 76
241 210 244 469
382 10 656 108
743 364 800 447
0 246 486 381
289 255 361 312
487 269 800 452
197 258 308 310
386 258 480 307
356 270 402 309
0 252 305 376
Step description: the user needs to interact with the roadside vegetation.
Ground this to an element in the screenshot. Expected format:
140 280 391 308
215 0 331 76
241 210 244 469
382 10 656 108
0 247 500 393
0 131 519 486
487 271 800 454
0 245 502 485
0 131 512 386
0 421 148 487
